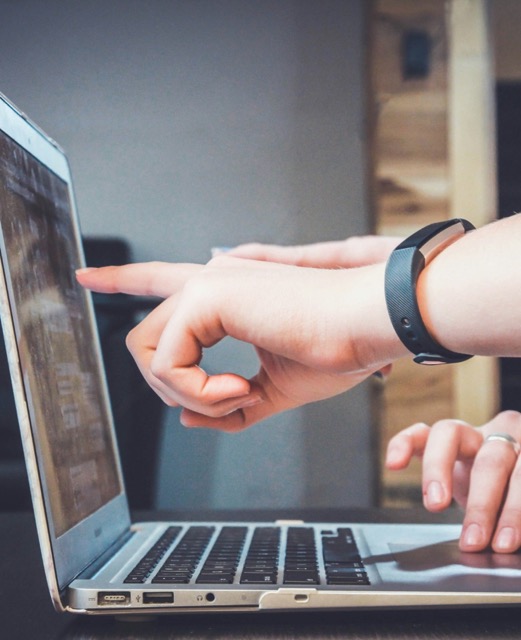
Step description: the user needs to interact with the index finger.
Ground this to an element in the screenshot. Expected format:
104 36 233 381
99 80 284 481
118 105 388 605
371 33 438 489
76 262 203 298
421 420 481 511
385 422 431 470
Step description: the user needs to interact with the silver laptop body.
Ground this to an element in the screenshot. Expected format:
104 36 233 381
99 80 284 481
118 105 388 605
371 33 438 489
0 92 520 616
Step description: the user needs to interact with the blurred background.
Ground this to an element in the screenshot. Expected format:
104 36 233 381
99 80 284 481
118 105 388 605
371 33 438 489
0 0 518 514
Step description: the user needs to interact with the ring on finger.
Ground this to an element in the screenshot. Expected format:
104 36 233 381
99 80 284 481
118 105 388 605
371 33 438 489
482 433 521 457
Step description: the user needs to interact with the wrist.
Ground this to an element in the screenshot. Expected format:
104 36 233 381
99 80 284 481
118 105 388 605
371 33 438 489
339 263 409 372
415 232 477 355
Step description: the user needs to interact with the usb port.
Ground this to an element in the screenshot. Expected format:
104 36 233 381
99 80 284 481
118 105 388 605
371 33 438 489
97 591 131 606
143 591 174 605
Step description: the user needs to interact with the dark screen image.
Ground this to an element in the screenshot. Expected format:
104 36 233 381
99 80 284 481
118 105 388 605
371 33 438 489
0 131 121 537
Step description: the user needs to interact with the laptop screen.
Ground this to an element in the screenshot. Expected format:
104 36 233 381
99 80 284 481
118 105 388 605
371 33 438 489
0 129 122 537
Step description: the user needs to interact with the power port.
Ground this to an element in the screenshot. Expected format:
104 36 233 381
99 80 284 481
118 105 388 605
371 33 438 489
97 591 131 606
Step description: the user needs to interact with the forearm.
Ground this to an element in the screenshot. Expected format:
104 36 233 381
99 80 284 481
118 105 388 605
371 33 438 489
75 215 521 431
226 236 401 268
418 215 521 357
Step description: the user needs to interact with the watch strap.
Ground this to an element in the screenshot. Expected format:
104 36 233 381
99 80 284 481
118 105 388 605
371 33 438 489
384 219 475 365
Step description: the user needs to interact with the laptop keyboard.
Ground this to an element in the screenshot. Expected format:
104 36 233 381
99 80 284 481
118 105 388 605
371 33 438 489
196 526 247 584
240 526 280 584
123 526 182 584
124 525 369 587
283 526 319 585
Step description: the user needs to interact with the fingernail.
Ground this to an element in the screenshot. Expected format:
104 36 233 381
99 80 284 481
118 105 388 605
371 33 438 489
426 481 445 506
224 395 264 415
385 447 402 467
463 523 484 547
238 395 264 409
495 527 516 551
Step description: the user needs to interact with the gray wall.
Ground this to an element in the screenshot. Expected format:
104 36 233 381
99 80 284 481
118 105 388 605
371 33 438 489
0 0 376 509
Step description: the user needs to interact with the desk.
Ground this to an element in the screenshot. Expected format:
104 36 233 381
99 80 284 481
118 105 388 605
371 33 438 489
2 509 521 640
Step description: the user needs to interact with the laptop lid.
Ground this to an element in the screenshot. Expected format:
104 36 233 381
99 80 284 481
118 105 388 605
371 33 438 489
0 94 130 606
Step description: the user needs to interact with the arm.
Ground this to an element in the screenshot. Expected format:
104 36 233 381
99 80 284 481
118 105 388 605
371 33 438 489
417 215 521 357
386 411 521 553
224 236 401 268
77 214 521 430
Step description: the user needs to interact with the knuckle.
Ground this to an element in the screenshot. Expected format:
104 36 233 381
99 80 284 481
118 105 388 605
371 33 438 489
149 358 170 382
430 418 465 433
207 406 229 419
411 421 430 431
473 451 509 472
495 410 521 430
387 432 403 447
500 506 521 522
125 327 139 353
161 397 178 408
464 505 493 524
180 272 212 305
142 262 168 296
243 242 264 252
292 245 308 266
207 254 234 269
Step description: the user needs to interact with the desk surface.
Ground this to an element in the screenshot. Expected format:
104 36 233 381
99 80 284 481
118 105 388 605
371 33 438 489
3 508 521 640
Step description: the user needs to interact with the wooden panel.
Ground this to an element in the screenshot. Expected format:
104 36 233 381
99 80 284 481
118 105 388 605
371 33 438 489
371 0 450 236
370 0 454 506
448 0 499 424
369 0 498 507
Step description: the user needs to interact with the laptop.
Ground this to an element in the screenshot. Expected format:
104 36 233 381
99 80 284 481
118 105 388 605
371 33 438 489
1 92 521 616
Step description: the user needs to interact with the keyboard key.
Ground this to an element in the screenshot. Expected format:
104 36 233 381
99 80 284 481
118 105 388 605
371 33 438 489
240 527 280 585
196 574 235 584
240 572 277 584
124 526 182 584
322 529 370 586
284 528 318 585
153 526 215 584
194 526 247 585
326 576 370 585
283 570 319 585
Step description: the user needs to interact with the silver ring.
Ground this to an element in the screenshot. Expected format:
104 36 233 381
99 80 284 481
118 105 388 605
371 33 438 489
483 433 521 456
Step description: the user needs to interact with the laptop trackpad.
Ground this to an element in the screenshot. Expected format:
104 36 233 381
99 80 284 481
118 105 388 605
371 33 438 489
388 541 521 572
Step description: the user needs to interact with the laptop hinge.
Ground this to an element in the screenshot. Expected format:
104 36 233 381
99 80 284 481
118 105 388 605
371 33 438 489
76 529 135 580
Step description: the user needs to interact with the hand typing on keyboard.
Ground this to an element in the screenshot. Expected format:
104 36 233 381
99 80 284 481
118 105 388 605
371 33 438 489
386 410 521 555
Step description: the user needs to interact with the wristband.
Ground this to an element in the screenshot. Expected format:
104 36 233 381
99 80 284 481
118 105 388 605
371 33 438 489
384 218 475 365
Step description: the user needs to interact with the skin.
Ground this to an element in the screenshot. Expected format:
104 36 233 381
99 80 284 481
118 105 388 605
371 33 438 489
223 235 402 267
77 257 402 432
386 411 521 554
225 227 521 553
76 214 521 552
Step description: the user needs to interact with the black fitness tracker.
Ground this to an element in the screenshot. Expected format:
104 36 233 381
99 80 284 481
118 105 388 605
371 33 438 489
384 218 475 365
